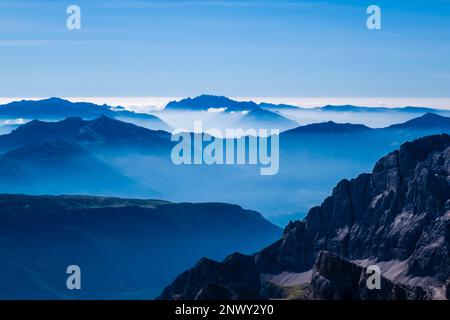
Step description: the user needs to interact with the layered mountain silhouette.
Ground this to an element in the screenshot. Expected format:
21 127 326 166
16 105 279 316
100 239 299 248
159 134 450 300
0 113 449 217
387 112 450 130
0 140 150 195
0 116 171 152
0 98 170 131
0 116 174 196
284 121 372 135
317 105 442 113
0 195 281 299
284 112 450 135
164 95 450 115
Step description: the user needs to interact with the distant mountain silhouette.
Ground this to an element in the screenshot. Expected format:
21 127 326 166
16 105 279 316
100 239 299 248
386 112 450 130
165 95 259 112
0 113 449 216
258 102 300 110
0 116 174 196
0 140 150 195
285 121 372 135
0 116 171 152
166 95 302 112
282 113 450 137
0 194 281 299
0 97 170 131
162 95 450 115
317 105 442 113
237 107 298 130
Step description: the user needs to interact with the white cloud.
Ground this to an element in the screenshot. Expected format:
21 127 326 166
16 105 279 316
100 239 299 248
207 107 227 113
1 118 26 125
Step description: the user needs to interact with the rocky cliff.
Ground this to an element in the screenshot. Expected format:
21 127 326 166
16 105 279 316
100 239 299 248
159 134 450 300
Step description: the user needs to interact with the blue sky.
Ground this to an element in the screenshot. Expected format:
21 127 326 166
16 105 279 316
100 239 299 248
0 0 449 98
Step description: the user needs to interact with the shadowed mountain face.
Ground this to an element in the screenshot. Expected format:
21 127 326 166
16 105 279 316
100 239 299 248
0 116 171 153
159 134 450 300
0 141 149 196
0 98 170 131
0 117 175 197
0 195 281 299
309 251 430 300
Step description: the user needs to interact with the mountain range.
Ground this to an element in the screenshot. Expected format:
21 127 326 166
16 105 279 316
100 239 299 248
0 116 174 196
0 115 171 153
317 105 445 113
164 95 450 115
165 95 259 112
0 97 170 131
387 112 450 130
0 112 449 218
283 112 450 135
159 134 450 300
3 96 450 137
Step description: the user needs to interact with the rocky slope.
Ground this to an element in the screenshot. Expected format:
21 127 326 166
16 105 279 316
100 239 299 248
310 251 430 300
159 134 450 300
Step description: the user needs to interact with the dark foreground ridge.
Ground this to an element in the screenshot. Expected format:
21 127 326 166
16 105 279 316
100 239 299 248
0 195 281 299
159 134 450 300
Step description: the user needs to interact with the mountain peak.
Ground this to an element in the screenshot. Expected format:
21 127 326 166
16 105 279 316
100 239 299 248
387 112 450 130
285 120 372 135
421 112 445 119
237 106 298 130
43 97 70 104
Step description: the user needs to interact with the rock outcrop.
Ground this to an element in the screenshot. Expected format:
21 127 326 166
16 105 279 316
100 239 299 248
310 251 430 300
158 253 262 300
256 134 450 288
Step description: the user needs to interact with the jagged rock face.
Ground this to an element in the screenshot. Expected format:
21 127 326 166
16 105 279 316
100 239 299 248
256 134 450 287
195 284 233 300
310 251 430 300
158 253 262 300
446 280 450 299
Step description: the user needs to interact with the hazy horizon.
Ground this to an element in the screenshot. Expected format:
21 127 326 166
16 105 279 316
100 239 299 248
1 96 450 113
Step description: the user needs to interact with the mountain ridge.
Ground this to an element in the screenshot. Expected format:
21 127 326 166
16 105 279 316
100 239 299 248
0 115 171 152
163 95 450 114
0 97 170 131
